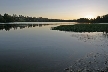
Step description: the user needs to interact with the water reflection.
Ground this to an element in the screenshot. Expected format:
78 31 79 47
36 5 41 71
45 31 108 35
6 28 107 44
1 23 108 72
0 24 55 31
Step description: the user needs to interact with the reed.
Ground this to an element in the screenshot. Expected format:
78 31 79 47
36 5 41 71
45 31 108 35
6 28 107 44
52 24 108 33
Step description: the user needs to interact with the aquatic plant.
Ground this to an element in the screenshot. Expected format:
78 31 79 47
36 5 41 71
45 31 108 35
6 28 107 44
52 24 108 33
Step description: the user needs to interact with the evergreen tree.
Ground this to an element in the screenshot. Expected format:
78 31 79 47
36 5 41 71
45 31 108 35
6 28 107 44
3 13 14 22
0 14 5 22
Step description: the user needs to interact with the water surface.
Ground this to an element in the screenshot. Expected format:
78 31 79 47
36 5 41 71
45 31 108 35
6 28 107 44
0 22 108 72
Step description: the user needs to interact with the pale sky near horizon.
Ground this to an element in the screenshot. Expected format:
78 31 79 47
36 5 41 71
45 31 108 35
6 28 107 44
0 0 108 19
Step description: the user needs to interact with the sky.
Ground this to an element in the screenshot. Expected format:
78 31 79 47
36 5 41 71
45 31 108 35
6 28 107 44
0 0 108 19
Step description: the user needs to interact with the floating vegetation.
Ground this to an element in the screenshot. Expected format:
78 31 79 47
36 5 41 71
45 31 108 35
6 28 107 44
52 24 108 33
52 24 108 72
71 33 108 47
64 51 108 72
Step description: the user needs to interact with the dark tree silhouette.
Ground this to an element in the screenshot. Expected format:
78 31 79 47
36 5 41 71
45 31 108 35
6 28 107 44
0 14 5 22
0 13 108 23
3 13 14 22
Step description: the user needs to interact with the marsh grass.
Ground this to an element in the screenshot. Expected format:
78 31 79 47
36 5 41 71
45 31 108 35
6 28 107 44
52 24 108 33
52 24 108 72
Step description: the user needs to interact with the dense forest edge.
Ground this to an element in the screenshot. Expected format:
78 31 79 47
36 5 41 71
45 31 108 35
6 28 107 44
0 13 108 23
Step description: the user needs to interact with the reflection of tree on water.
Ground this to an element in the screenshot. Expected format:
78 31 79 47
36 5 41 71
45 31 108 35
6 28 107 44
0 24 53 31
71 32 108 47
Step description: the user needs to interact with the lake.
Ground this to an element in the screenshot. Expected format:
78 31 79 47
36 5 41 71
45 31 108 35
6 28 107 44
0 22 108 72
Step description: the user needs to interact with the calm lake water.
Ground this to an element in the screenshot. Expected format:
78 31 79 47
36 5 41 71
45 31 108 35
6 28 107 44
0 22 108 72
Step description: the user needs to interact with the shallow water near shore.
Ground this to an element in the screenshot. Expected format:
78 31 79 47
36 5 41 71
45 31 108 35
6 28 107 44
0 22 108 72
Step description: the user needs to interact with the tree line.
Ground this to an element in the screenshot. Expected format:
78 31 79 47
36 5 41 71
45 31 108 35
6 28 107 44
0 13 108 23
0 13 75 23
77 14 108 23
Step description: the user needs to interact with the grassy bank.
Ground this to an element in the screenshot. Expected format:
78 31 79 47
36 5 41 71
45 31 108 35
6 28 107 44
52 24 108 33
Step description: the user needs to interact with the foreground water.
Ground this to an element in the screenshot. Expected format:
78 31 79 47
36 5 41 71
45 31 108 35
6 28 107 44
0 22 108 72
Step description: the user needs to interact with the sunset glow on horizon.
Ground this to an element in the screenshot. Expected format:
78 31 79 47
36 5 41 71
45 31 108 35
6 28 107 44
0 0 108 19
85 15 94 19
